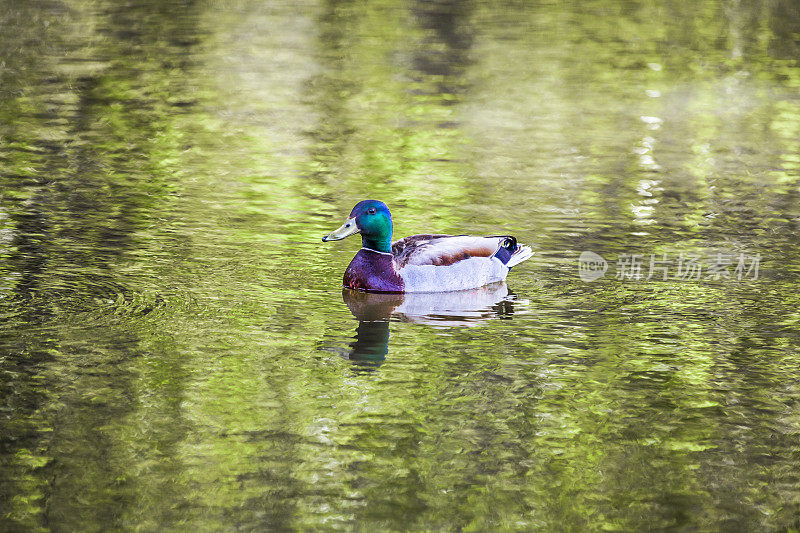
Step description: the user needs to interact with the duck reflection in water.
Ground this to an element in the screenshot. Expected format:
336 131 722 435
342 282 518 371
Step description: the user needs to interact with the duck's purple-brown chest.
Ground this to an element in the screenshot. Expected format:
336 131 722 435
343 249 405 292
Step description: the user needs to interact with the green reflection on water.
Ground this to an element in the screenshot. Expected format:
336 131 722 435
2 0 800 531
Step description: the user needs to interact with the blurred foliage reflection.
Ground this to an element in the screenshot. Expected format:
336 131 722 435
1 0 799 530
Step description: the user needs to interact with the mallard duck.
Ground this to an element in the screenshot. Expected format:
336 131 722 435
322 200 533 292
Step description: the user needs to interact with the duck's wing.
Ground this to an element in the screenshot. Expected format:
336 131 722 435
392 234 524 268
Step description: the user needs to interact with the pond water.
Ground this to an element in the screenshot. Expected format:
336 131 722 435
2 0 800 530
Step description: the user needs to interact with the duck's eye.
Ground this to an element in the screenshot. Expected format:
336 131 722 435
367 207 376 214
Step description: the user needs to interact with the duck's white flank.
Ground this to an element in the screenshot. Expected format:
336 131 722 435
398 256 509 292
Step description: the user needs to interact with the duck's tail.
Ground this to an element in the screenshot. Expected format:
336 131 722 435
507 244 534 268
492 236 534 268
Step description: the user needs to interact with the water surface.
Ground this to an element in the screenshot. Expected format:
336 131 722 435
2 0 800 530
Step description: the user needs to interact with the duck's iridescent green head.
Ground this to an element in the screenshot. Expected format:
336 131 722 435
322 200 393 253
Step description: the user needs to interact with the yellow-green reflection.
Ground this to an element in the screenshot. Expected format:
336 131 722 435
1 0 800 531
